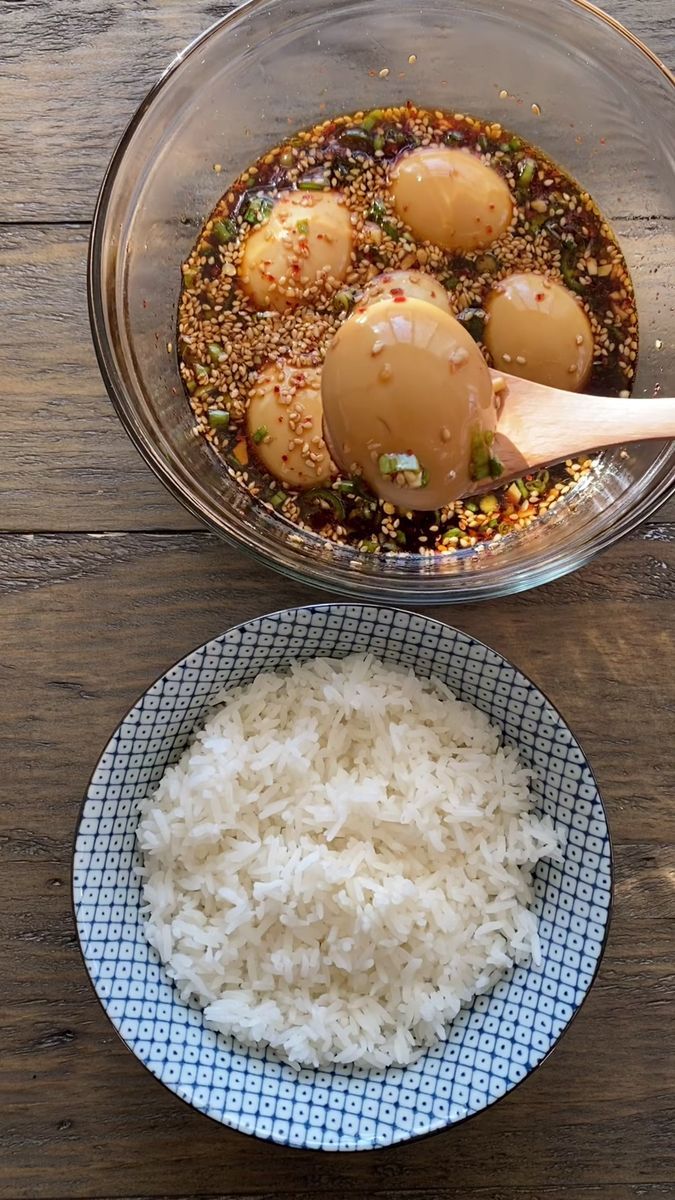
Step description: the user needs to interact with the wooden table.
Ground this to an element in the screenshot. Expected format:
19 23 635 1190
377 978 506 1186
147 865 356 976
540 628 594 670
2 2 674 1197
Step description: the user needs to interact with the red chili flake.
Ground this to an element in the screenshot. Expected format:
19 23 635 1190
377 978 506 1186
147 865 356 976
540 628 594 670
535 292 545 302
356 306 366 313
393 295 407 303
281 454 289 462
390 287 404 296
486 225 493 235
599 137 606 145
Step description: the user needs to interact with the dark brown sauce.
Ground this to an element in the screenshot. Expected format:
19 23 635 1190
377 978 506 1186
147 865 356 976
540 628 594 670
177 104 638 556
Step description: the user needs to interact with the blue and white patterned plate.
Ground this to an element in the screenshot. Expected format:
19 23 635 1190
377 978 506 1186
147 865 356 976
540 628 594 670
73 604 612 1151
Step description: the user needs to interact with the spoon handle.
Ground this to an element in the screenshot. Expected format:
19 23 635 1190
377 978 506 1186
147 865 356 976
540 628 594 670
493 373 675 477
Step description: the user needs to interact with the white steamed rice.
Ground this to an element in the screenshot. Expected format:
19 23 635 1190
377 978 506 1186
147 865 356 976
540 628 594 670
136 654 562 1069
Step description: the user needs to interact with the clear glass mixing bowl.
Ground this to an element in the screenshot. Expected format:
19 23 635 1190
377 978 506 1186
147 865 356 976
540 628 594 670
89 0 675 603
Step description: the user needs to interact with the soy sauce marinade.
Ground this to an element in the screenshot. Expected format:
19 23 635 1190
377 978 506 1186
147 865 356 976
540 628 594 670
177 104 638 555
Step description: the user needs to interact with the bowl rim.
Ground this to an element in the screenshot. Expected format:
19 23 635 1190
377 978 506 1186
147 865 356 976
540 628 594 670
87 0 675 603
71 601 615 1151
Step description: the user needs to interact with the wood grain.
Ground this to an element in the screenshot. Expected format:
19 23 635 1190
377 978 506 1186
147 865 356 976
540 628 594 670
1 529 674 1199
0 225 196 532
0 0 673 223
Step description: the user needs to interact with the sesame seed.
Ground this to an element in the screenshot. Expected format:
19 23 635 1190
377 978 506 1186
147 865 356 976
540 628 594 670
379 67 390 78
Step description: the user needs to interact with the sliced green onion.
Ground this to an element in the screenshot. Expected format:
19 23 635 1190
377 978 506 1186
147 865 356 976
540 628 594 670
332 288 355 315
509 136 522 151
207 342 226 364
213 218 237 244
207 408 230 429
194 362 210 385
361 539 379 553
479 493 499 515
420 467 430 488
515 477 528 499
269 490 288 509
378 452 420 475
243 196 274 224
444 130 465 145
296 218 310 235
560 243 584 294
193 384 215 400
182 268 197 289
302 488 346 520
517 157 537 191
185 378 197 395
442 527 462 543
297 176 329 191
488 455 504 479
528 211 549 233
373 132 385 153
252 425 269 444
362 108 384 131
465 500 479 514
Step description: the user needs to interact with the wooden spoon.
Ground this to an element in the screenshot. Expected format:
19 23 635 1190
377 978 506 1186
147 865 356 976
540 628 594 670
466 371 675 494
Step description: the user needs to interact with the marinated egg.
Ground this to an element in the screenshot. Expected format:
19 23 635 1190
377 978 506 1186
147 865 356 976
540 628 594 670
247 362 333 487
322 296 497 509
484 272 594 390
390 147 513 252
240 190 353 312
361 269 452 314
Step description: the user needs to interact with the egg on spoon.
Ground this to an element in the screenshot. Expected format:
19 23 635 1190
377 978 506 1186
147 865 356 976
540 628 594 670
322 293 498 509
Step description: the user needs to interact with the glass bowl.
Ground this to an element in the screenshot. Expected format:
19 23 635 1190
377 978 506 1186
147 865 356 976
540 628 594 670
88 0 675 604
